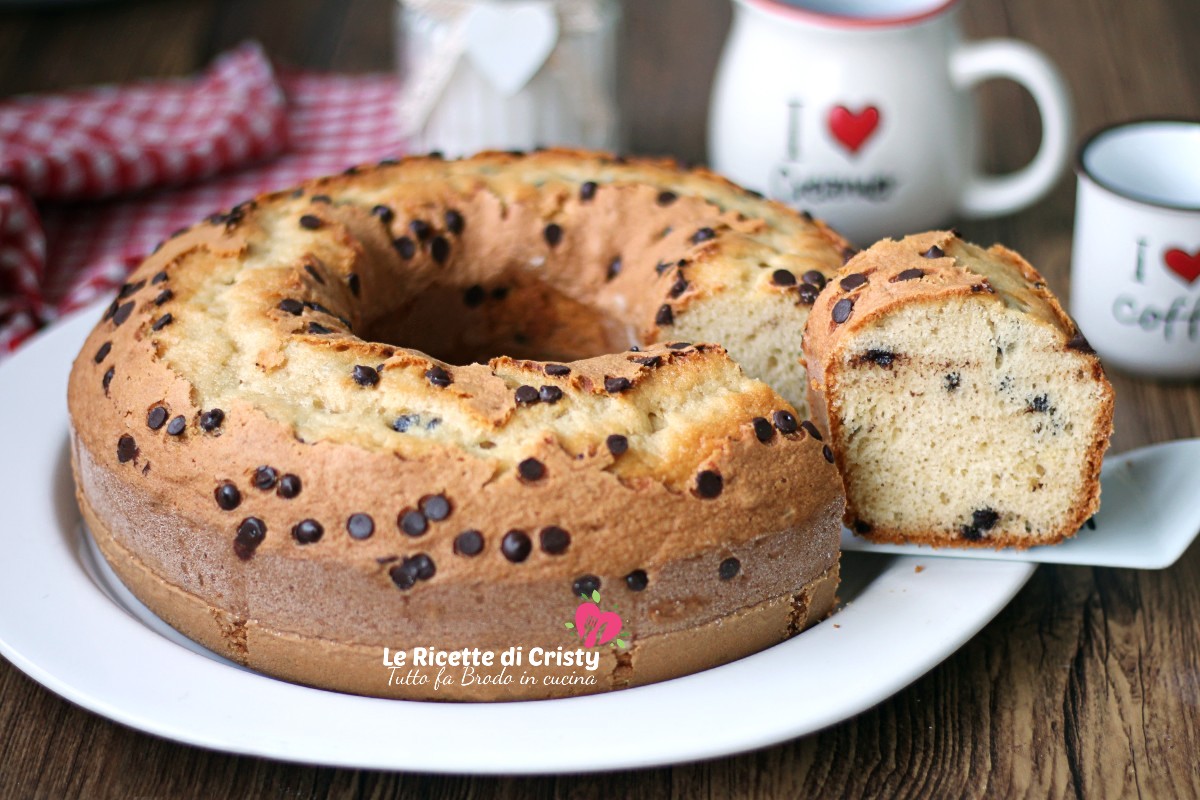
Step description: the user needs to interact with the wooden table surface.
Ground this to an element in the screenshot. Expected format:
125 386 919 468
1 0 1198 797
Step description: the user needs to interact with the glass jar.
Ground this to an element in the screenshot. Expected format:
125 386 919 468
396 0 622 157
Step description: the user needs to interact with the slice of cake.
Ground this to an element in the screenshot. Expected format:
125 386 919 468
803 231 1114 548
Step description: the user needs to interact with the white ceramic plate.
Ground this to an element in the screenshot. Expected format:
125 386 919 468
0 302 1035 774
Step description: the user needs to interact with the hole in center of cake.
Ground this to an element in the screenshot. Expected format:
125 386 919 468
362 271 639 365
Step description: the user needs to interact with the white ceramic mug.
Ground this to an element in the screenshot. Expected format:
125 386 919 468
1071 120 1200 379
708 0 1073 244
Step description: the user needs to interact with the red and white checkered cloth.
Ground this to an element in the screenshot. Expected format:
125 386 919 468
0 41 404 355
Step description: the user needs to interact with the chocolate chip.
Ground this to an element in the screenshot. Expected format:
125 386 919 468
199 409 224 432
399 509 428 536
292 519 324 544
347 513 375 540
502 530 532 562
112 301 135 327
347 273 361 297
234 517 266 560
299 214 322 230
840 273 868 291
94 342 112 363
961 507 1000 541
153 289 173 306
116 434 138 463
923 245 945 259
802 270 827 291
832 298 854 324
539 385 563 404
518 458 545 481
606 434 628 456
431 235 450 263
657 190 678 206
515 385 540 405
409 219 432 241
691 227 716 245
625 570 648 591
853 519 872 534
420 494 451 521
655 304 675 326
151 270 168 284
865 349 898 368
463 285 486 307
607 256 622 281
604 376 632 394
540 526 571 555
150 313 173 331
796 420 821 441
444 209 465 235
822 445 835 463
894 268 926 282
277 473 302 499
102 367 114 394
165 416 186 436
351 364 379 387
694 470 723 498
303 264 325 286
1028 394 1051 413
543 223 563 247
799 209 813 221
945 373 960 391
118 280 145 299
573 575 601 596
752 417 774 443
147 406 168 430
254 466 278 490
579 181 598 202
426 366 452 387
371 204 394 225
797 283 821 305
544 364 571 377
307 321 332 335
393 236 416 259
392 414 419 432
655 260 671 275
454 529 484 556
772 269 797 287
310 194 331 204
772 410 798 434
215 482 241 511
409 553 436 580
1067 332 1095 354
389 562 418 590
719 557 741 580
279 299 303 316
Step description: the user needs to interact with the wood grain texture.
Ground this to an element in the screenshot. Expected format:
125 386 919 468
1 0 1199 797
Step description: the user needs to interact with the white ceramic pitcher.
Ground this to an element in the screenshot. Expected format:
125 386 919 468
709 0 1073 244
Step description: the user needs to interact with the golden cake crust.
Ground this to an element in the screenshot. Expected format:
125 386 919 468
803 231 1114 549
67 149 846 700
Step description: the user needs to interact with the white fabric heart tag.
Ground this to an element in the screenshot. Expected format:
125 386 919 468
464 1 560 96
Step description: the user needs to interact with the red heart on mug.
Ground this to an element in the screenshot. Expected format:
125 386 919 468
828 105 881 155
1164 248 1200 285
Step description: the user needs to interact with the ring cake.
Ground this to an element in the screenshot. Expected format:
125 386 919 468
68 149 849 700
803 231 1114 549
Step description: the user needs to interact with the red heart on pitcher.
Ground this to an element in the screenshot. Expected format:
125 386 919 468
1164 248 1200 285
828 105 881 155
574 602 622 648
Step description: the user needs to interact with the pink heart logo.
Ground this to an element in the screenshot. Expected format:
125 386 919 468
1164 247 1200 285
828 105 881 155
574 602 623 648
